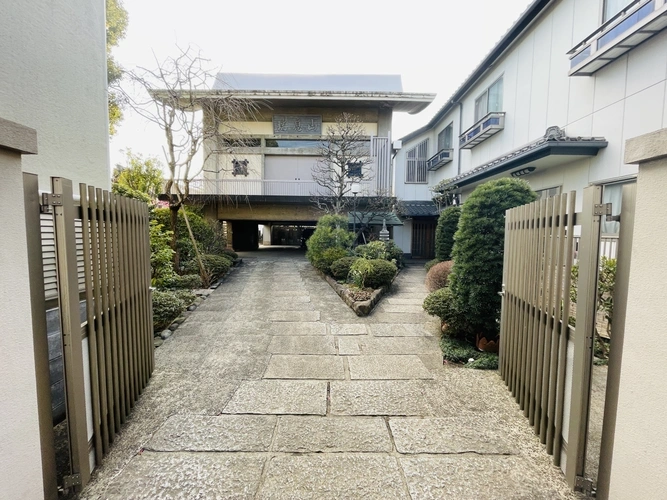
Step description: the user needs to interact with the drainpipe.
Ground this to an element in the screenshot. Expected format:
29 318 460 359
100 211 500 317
457 101 463 176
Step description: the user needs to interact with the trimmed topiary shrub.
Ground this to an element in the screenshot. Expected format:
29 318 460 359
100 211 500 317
384 240 405 268
350 259 397 289
173 290 196 307
152 290 187 331
435 206 461 261
423 286 469 336
424 259 440 272
306 215 353 274
331 257 358 281
426 260 454 292
157 273 204 290
182 254 232 280
448 178 537 342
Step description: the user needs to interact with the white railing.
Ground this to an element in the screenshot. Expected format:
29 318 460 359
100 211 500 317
574 234 619 262
175 178 379 197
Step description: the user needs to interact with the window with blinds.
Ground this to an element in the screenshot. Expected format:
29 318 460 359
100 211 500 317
406 138 429 183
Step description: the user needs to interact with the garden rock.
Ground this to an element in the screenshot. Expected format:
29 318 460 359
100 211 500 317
160 330 172 340
153 338 163 348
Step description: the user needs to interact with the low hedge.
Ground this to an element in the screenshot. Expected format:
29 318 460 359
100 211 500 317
440 336 498 370
182 254 231 279
222 249 238 260
331 257 358 281
158 273 203 290
313 247 349 275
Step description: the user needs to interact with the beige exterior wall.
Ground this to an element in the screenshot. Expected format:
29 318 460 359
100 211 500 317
0 0 110 190
602 128 667 499
218 203 321 222
219 121 378 137
0 145 44 499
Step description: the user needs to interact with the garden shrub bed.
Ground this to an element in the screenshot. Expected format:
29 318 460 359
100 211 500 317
323 272 395 316
440 336 498 370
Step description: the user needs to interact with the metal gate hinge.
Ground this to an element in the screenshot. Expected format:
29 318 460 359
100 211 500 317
62 473 81 489
575 476 595 496
41 193 63 213
593 203 612 217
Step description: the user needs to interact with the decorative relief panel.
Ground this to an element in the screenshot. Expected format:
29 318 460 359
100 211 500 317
272 115 322 135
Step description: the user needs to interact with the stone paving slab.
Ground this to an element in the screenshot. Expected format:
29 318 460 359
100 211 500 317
266 302 315 311
372 312 435 324
370 323 435 337
264 355 345 379
258 455 410 499
377 304 425 313
385 298 425 305
268 310 321 322
330 323 368 335
348 355 433 380
273 416 392 452
400 455 575 500
330 381 433 416
224 380 327 415
357 337 438 355
218 321 270 335
388 417 516 454
148 414 276 452
266 295 311 304
337 337 361 355
268 336 336 355
101 452 265 499
268 322 327 335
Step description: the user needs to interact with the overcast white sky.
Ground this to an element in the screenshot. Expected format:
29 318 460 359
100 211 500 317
110 0 534 170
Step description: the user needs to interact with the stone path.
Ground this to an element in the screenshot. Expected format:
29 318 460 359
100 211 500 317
81 249 578 499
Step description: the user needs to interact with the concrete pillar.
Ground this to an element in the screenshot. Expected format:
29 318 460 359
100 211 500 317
262 224 272 245
599 128 667 499
0 118 47 499
377 108 392 138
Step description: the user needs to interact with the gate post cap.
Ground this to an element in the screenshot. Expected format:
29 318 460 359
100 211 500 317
625 128 667 165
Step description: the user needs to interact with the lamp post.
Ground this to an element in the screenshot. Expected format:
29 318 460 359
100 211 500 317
350 182 361 244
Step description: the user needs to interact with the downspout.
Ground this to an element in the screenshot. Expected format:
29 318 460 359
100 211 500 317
457 101 463 176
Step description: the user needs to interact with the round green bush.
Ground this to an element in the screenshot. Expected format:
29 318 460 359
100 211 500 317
354 241 387 260
182 254 231 279
435 206 461 261
314 247 349 274
152 290 186 331
306 215 353 274
222 249 238 260
383 240 405 268
422 286 468 336
448 178 537 341
330 257 358 281
426 260 454 292
364 259 397 289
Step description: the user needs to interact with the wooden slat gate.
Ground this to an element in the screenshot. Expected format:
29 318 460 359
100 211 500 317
36 177 153 494
499 186 607 493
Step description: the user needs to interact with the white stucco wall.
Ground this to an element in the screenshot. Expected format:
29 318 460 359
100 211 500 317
0 149 44 499
0 0 110 190
603 129 667 499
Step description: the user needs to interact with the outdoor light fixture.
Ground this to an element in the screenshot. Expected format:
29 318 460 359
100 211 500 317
511 166 536 177
350 182 361 195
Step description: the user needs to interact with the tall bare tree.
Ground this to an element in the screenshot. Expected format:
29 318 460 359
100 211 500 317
312 113 376 214
114 46 254 276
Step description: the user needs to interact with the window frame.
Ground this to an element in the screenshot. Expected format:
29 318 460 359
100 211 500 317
437 123 453 151
405 138 429 184
474 76 504 122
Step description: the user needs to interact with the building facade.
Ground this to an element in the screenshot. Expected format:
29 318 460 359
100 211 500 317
180 74 434 250
394 0 667 256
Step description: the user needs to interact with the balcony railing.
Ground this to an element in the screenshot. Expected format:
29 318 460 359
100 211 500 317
459 112 505 149
173 178 380 197
568 0 667 76
426 149 454 171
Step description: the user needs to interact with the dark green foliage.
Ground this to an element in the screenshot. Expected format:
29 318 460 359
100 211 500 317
152 290 187 331
183 254 231 280
111 183 151 203
439 336 498 370
173 290 196 307
222 249 239 260
424 259 440 272
157 274 203 290
423 286 469 335
149 220 175 285
350 259 397 289
435 206 461 261
151 207 226 264
448 178 537 341
306 215 353 274
330 257 358 281
384 240 405 268
570 256 616 335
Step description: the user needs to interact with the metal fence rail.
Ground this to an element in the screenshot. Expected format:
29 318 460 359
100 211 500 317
500 192 577 464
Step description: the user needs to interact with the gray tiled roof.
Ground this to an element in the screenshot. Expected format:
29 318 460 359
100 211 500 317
398 201 439 217
213 73 403 92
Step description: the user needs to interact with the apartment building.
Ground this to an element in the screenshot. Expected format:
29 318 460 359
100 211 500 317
394 0 667 257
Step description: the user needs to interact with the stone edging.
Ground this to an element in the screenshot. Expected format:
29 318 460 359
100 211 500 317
322 270 397 317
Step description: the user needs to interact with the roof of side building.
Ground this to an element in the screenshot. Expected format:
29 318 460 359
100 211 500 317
214 73 404 93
